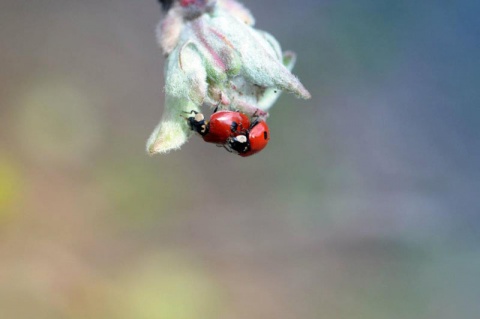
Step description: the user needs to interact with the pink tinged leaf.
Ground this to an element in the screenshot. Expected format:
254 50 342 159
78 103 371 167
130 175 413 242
146 97 199 155
147 43 207 155
177 42 208 105
209 15 311 99
157 10 184 55
218 0 255 26
257 52 297 110
253 30 283 60
235 100 269 118
163 41 207 105
192 21 228 73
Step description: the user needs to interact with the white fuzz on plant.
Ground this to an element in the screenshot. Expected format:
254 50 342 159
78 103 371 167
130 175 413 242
147 0 310 155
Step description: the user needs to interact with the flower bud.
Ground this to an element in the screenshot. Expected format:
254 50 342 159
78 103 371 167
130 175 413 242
148 0 310 155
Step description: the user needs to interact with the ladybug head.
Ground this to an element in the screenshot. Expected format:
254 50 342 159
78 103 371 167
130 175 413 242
186 111 208 136
227 134 250 155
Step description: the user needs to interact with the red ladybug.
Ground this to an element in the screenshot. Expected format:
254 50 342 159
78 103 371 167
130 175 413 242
187 110 250 145
204 110 250 144
227 120 270 157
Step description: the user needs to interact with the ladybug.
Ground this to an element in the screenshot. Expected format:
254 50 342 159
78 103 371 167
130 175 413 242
187 110 250 145
227 120 270 157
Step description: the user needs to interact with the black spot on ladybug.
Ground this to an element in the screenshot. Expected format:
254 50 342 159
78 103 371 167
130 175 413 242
264 131 268 140
231 121 238 132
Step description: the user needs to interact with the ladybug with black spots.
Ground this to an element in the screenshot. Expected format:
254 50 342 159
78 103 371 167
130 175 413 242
226 119 270 157
186 109 270 157
186 110 250 145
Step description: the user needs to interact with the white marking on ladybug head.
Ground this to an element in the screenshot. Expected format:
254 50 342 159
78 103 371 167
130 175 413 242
194 113 204 122
236 135 247 143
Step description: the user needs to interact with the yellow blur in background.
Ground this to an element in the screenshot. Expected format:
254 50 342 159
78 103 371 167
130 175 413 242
0 157 22 223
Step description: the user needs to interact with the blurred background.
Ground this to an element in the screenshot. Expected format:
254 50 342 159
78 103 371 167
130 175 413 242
1 0 479 318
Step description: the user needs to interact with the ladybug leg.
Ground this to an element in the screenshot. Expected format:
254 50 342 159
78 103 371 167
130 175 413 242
223 144 233 153
250 110 262 124
212 98 225 113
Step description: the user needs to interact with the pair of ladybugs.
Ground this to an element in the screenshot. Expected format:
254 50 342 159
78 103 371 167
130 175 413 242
186 110 270 157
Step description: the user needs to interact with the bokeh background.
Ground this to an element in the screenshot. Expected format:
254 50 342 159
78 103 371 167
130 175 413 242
1 0 479 318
